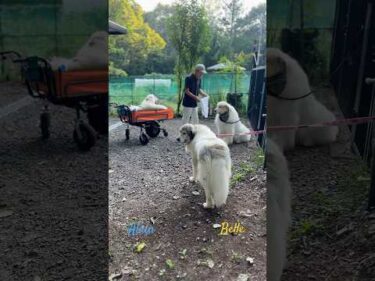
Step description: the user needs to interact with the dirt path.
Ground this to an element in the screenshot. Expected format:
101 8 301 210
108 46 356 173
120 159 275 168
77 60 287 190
109 118 266 281
0 82 108 280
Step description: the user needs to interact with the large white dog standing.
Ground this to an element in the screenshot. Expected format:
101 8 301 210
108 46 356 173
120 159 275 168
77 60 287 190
267 48 338 151
215 101 251 145
177 124 232 209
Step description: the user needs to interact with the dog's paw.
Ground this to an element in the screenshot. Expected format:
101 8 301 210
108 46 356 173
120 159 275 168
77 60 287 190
189 176 196 183
203 202 214 209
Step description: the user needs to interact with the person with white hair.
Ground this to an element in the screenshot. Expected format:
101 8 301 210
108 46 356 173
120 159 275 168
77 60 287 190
182 64 209 124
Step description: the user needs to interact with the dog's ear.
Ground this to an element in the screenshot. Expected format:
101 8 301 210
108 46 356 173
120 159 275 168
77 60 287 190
276 57 286 74
187 125 195 141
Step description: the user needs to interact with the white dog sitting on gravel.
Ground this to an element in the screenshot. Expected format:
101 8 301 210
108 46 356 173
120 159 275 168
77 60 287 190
139 94 167 110
214 101 251 145
50 31 107 71
267 139 292 281
177 124 232 209
267 48 338 151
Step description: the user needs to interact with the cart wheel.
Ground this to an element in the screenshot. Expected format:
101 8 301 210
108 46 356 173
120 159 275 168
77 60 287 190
73 122 96 151
139 133 149 145
125 129 130 140
40 112 50 139
145 121 161 138
163 130 168 137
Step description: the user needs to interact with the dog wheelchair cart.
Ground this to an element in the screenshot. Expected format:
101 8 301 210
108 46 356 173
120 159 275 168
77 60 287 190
116 105 174 145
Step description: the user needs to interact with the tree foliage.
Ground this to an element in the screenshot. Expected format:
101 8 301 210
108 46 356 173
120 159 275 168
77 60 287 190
109 0 166 75
166 0 211 114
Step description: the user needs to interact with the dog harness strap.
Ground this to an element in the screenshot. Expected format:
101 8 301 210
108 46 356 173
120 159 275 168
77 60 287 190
219 116 241 124
267 72 313 100
223 120 241 124
271 91 313 101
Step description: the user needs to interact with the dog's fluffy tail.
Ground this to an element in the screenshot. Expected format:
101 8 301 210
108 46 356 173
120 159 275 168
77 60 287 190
198 143 230 207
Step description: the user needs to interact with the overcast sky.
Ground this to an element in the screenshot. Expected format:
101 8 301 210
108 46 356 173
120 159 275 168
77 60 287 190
135 0 265 13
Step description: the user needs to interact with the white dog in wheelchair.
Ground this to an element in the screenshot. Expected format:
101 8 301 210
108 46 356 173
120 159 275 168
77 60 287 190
139 94 167 110
267 139 292 281
267 48 338 151
50 31 107 71
177 124 231 208
214 101 251 145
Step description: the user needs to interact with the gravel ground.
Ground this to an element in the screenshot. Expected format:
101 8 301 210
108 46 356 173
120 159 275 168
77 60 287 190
0 82 108 280
281 87 375 280
109 118 266 281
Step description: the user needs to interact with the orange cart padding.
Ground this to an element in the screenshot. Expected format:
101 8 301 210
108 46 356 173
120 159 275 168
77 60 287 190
55 70 108 97
131 108 174 123
36 70 108 98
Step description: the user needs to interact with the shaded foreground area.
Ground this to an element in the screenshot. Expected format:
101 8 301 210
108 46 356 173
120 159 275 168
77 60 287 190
282 87 375 281
0 82 108 280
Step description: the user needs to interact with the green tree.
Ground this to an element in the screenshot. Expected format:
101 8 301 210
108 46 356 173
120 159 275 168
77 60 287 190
144 4 176 73
167 0 211 114
109 0 166 75
235 3 266 69
221 0 243 59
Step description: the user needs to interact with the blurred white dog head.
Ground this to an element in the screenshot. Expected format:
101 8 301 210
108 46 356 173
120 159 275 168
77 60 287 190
144 94 159 104
215 101 230 115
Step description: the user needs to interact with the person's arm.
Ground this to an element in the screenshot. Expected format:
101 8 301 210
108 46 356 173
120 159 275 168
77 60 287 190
199 89 208 97
185 88 200 101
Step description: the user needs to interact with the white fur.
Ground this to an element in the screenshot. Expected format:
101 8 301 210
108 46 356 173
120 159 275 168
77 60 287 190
139 94 167 110
214 101 251 145
50 31 107 71
267 48 338 151
178 124 232 208
267 139 291 281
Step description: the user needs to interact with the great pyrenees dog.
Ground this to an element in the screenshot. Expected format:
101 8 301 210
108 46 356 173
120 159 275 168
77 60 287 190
139 94 167 110
267 139 292 281
50 31 107 71
177 124 231 209
214 101 251 145
267 48 338 151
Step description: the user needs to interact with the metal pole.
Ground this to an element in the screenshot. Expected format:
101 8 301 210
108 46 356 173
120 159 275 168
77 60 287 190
299 0 304 64
352 2 372 142
0 4 4 78
367 77 375 209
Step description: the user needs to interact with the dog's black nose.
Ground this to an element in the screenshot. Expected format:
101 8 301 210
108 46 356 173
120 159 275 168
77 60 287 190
176 137 180 142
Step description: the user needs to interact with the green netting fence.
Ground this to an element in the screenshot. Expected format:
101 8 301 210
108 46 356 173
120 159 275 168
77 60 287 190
109 72 251 115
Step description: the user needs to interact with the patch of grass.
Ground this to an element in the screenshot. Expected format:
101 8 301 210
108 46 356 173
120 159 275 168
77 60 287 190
291 160 370 240
239 162 254 173
179 249 187 260
230 250 244 264
230 147 264 187
312 161 369 218
253 147 265 169
291 218 324 239
198 247 214 256
231 171 248 185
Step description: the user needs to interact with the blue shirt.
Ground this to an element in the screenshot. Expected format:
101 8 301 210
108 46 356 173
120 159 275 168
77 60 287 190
183 74 201 108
